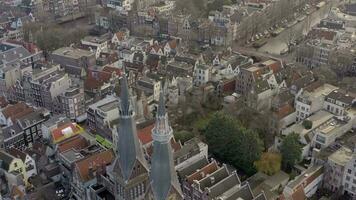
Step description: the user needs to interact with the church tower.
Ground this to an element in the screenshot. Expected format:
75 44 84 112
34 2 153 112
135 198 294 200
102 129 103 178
146 89 183 200
111 76 150 200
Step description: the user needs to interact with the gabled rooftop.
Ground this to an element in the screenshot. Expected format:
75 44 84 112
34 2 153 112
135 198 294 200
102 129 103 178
197 165 230 191
186 160 219 184
74 149 114 182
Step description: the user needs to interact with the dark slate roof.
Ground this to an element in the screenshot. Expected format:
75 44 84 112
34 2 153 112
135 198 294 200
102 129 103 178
0 151 15 171
199 165 230 190
326 90 355 104
112 76 148 181
208 172 241 198
150 89 183 199
150 141 182 199
225 182 254 200
7 148 26 162
157 90 166 117
0 43 31 63
253 192 268 200
177 156 209 178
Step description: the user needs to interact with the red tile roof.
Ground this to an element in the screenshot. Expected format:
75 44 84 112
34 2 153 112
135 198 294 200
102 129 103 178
102 66 122 76
10 186 25 199
137 123 155 145
267 61 282 73
115 31 126 41
57 135 90 153
0 96 8 108
291 185 306 200
276 104 295 119
84 67 121 91
309 29 337 41
52 122 82 143
2 102 34 122
167 39 178 49
186 161 219 184
74 150 114 182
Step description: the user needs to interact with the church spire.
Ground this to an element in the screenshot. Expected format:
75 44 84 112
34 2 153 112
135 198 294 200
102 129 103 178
149 88 183 200
112 75 148 182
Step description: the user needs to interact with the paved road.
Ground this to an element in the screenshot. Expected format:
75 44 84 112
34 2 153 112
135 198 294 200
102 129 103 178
233 46 296 65
258 1 335 54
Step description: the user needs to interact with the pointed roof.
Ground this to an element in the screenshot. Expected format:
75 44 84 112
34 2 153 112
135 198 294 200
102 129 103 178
157 89 166 117
112 75 148 182
150 88 183 200
120 76 130 115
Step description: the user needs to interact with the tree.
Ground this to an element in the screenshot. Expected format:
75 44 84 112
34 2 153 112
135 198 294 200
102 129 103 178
280 133 302 171
302 120 313 129
32 25 87 58
254 152 282 175
174 131 195 144
203 113 264 175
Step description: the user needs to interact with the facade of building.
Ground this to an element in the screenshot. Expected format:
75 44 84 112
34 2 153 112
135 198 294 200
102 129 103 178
324 147 353 192
8 148 37 178
283 165 324 199
295 84 338 122
1 107 50 150
86 95 119 134
342 149 356 197
59 86 86 122
0 150 28 185
324 90 355 116
11 64 72 114
50 47 95 77
193 64 211 87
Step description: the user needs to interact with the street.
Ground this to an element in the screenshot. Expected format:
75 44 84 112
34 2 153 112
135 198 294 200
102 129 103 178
258 1 334 54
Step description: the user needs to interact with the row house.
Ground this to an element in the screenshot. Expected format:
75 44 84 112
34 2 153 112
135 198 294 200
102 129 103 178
0 41 42 97
178 156 267 200
71 149 115 200
342 148 356 197
323 90 356 116
86 95 119 134
136 76 161 102
0 150 28 186
235 59 283 96
81 34 111 59
282 165 324 199
0 102 34 127
324 147 353 193
295 83 338 122
296 40 335 69
193 63 211 87
11 64 72 114
321 145 356 198
84 65 122 100
7 148 37 179
58 86 86 122
1 106 50 150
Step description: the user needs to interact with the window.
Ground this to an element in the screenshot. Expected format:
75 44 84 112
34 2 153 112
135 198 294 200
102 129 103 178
346 176 351 181
348 169 352 174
